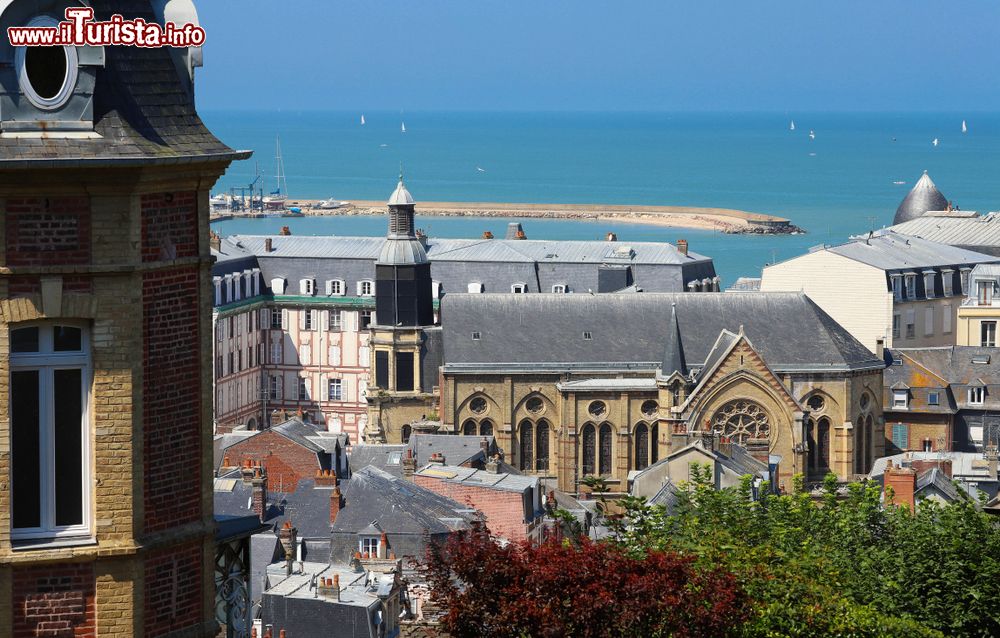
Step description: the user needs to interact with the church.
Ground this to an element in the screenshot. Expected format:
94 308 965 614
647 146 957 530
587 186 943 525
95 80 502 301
362 183 887 493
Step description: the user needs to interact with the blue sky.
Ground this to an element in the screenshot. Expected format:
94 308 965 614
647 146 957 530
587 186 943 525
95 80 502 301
196 1 999 112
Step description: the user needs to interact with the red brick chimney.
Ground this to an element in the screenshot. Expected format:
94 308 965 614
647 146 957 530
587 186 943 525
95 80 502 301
240 459 256 483
330 486 342 525
315 468 338 487
884 461 917 510
482 231 494 239
379 532 388 559
676 239 689 256
428 452 446 466
278 521 297 576
251 466 268 523
402 449 417 481
746 438 769 465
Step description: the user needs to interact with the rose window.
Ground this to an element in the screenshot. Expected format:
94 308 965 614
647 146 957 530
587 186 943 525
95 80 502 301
710 400 770 444
470 397 488 415
526 396 544 414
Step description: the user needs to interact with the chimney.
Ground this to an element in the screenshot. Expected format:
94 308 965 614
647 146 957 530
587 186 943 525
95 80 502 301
210 230 222 252
221 454 233 471
240 459 257 483
330 486 342 525
379 532 388 559
264 237 273 253
402 449 417 481
606 232 617 242
482 230 494 239
875 338 885 360
718 435 733 459
884 461 917 510
416 228 428 248
676 239 689 256
278 522 298 577
485 455 500 473
515 230 527 239
480 438 490 460
746 438 769 465
315 468 339 487
279 226 291 236
428 452 446 466
318 575 341 601
252 466 268 523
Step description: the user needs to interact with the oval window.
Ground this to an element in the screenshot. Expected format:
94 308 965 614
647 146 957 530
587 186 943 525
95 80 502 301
15 16 78 110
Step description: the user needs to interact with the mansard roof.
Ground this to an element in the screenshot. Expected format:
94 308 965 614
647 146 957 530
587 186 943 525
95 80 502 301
441 292 883 374
0 1 248 167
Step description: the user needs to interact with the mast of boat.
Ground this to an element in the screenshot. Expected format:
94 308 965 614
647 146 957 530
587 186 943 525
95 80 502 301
273 135 287 197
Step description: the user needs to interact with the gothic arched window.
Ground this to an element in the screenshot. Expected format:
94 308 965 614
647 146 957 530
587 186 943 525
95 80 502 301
480 420 494 436
536 420 550 472
519 420 533 471
634 423 649 471
710 400 770 444
599 423 613 476
805 418 818 473
401 423 412 444
865 414 875 474
651 423 659 464
818 417 831 471
854 417 864 473
582 424 596 475
462 420 476 436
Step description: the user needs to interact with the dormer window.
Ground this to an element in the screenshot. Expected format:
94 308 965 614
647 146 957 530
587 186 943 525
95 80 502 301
941 269 954 296
15 17 79 111
892 389 908 409
359 536 379 556
890 275 902 301
511 283 527 293
904 274 916 300
969 386 985 405
923 271 936 299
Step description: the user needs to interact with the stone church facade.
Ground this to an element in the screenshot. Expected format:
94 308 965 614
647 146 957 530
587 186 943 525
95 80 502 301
436 294 885 493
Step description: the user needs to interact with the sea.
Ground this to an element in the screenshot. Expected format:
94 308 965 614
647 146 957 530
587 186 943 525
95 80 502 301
203 111 1000 285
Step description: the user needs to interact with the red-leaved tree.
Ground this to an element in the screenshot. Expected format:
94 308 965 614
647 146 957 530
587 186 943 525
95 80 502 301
420 527 750 638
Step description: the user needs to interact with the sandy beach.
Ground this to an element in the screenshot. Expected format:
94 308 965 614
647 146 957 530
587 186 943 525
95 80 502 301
238 200 798 234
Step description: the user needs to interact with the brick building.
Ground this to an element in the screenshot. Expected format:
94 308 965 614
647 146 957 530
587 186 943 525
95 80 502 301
0 1 247 636
413 461 544 543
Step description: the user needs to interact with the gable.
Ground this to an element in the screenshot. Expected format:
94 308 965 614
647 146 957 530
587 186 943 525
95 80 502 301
690 338 800 415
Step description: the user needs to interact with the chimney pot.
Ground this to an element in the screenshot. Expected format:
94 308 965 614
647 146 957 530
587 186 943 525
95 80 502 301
676 239 689 256
279 226 291 236
482 230 494 239
265 237 273 253
280 631 286 638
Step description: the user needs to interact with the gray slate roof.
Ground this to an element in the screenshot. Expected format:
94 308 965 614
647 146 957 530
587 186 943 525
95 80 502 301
887 347 1000 411
894 172 949 225
822 230 996 272
414 463 539 494
889 212 1000 257
441 292 882 374
0 1 248 167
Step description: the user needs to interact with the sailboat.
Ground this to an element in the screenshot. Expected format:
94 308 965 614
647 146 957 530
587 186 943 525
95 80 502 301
789 120 796 131
401 121 406 133
262 135 288 211
809 130 815 140
962 120 968 134
932 138 939 147
361 114 366 125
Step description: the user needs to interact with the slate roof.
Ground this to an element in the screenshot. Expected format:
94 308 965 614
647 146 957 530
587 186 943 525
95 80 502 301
821 230 996 272
889 212 1000 257
407 434 496 468
648 480 680 513
659 303 687 376
440 292 882 374
415 464 539 494
869 451 996 481
887 347 1000 411
0 1 248 167
894 172 949 225
347 445 408 476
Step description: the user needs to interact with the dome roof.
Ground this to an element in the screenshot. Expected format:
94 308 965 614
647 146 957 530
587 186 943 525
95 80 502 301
894 171 948 225
388 178 414 206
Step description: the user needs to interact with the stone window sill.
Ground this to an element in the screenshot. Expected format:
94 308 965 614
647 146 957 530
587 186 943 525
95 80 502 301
12 535 97 552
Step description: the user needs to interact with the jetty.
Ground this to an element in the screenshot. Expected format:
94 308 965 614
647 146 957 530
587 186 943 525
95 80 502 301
211 199 802 234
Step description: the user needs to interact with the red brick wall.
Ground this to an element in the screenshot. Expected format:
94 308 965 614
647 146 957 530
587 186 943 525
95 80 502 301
140 191 197 263
413 476 530 543
12 564 96 638
143 542 203 636
225 430 320 493
143 265 202 532
5 196 91 266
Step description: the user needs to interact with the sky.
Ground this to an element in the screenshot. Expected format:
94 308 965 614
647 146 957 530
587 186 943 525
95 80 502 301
195 1 1000 112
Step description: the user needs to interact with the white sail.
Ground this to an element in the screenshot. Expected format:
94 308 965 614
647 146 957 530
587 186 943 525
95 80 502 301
962 120 968 133
809 130 815 140
361 114 366 125
790 120 795 131
932 138 939 147
401 122 406 133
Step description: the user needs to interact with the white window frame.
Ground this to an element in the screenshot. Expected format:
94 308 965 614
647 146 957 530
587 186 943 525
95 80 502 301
923 271 936 299
213 277 223 306
9 322 92 541
326 279 346 297
467 282 484 294
941 269 953 297
360 310 373 328
904 274 916 300
329 310 343 331
359 536 379 556
432 281 442 299
983 321 997 348
300 278 316 296
298 377 309 401
358 280 375 297
328 378 343 402
969 386 985 405
552 284 568 294
511 283 527 293
270 341 283 365
270 277 286 295
892 390 908 409
270 375 283 401
890 275 902 301
302 309 315 331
